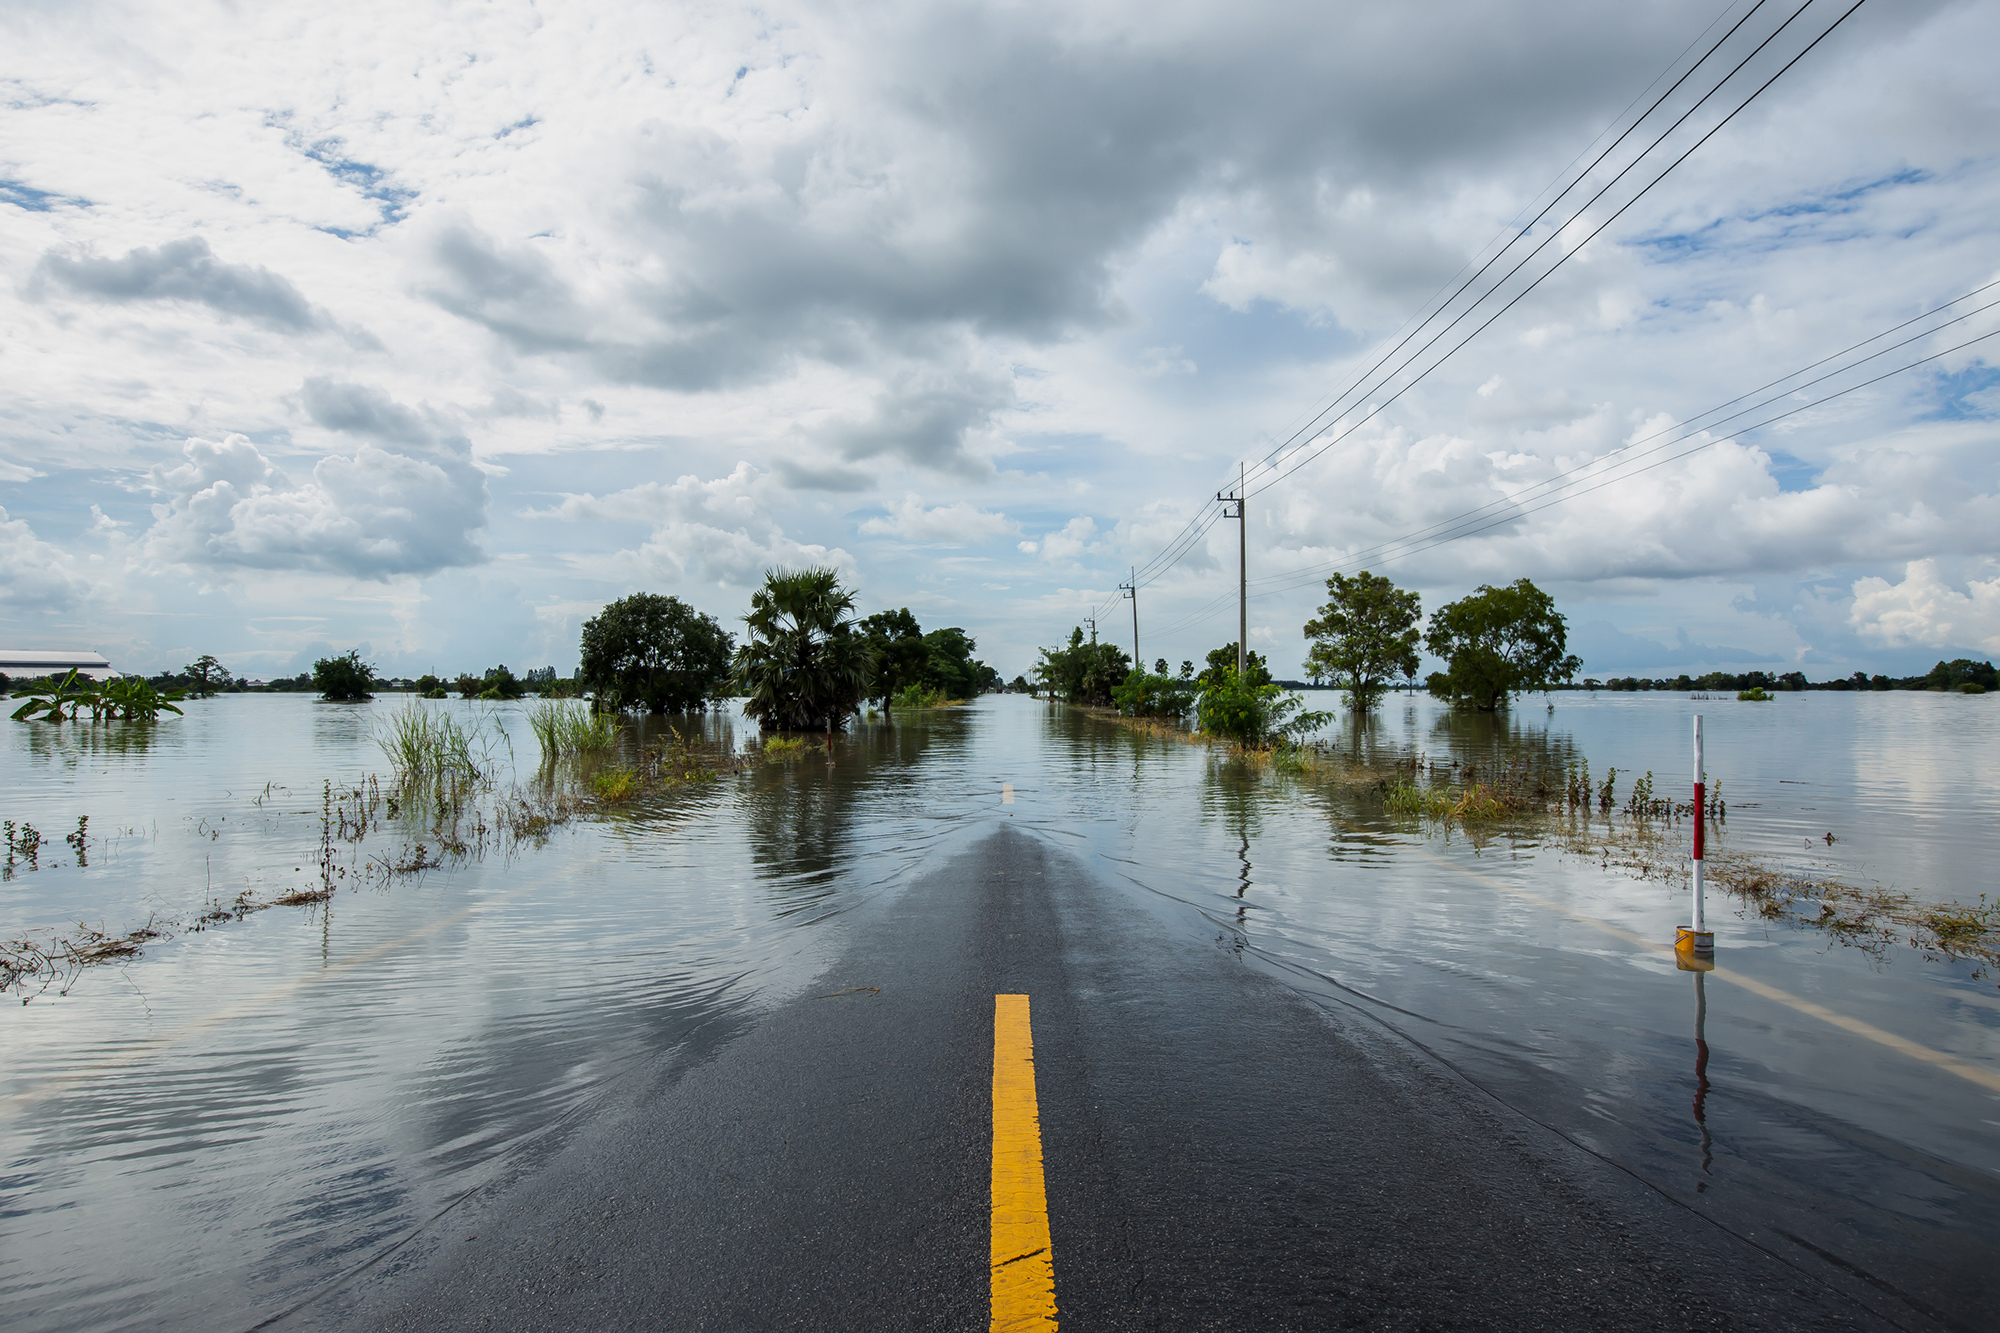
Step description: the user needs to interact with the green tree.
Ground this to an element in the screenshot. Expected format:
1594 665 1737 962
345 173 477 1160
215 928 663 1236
1034 628 1131 705
920 626 990 699
1423 579 1581 711
479 664 526 700
1200 644 1270 689
858 608 929 702
184 654 228 697
1113 665 1199 720
580 592 736 713
734 567 872 732
1302 571 1421 712
313 650 376 702
1924 658 1998 691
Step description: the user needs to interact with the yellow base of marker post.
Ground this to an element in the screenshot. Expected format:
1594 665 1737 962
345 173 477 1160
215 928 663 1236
1675 927 1716 971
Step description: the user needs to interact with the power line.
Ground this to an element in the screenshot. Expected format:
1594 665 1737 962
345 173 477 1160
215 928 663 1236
1245 0 1870 499
1241 323 2000 600
1238 0 1786 493
1248 282 2000 590
1095 0 1866 614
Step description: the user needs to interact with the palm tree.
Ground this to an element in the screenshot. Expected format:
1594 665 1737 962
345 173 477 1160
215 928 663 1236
734 567 873 733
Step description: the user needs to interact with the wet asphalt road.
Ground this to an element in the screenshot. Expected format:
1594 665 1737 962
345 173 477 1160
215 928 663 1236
289 823 1912 1332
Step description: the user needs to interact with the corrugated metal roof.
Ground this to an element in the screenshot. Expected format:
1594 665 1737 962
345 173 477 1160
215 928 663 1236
0 650 114 670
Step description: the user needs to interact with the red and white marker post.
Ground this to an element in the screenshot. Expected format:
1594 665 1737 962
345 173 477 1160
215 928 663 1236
1676 714 1716 967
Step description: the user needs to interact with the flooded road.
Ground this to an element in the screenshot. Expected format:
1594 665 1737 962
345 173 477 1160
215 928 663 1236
1 692 1996 1329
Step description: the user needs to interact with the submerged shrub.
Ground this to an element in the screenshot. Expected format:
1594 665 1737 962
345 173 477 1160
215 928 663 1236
890 683 950 710
592 768 638 802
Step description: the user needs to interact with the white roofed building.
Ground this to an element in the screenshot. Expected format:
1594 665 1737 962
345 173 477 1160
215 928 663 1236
0 650 117 682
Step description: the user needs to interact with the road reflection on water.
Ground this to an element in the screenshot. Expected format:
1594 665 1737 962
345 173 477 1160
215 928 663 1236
0 691 1995 1329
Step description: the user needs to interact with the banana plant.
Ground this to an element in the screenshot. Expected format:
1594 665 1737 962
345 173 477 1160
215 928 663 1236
10 671 185 722
9 670 102 722
99 677 186 721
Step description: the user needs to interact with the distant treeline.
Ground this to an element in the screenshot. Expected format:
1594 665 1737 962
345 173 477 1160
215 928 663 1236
1574 658 1995 695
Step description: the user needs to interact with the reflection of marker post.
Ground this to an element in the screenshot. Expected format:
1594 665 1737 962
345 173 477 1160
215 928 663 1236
1691 972 1713 1180
1677 714 1716 967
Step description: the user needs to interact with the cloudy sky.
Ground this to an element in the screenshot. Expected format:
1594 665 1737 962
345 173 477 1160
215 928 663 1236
2 0 1996 683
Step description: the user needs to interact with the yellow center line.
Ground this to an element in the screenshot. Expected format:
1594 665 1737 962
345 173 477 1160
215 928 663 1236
991 994 1058 1331
1412 847 2000 1096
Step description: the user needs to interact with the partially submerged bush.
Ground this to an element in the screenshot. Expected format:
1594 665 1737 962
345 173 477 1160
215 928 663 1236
1196 665 1331 747
890 683 951 710
592 768 638 802
1112 666 1198 721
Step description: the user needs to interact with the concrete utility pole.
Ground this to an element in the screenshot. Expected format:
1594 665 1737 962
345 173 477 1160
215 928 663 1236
1120 566 1138 669
1084 616 1096 644
1217 464 1246 676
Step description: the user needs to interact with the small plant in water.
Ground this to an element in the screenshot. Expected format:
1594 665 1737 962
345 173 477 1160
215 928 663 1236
1738 686 1772 702
592 768 639 802
4 820 44 876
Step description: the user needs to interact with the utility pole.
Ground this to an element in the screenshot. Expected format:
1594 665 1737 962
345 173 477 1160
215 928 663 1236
1217 463 1246 676
1119 566 1138 669
1084 615 1096 645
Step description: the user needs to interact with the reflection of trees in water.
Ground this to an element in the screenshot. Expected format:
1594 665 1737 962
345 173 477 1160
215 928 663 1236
312 702 376 755
1421 708 1584 787
740 716 934 900
630 708 744 755
21 720 161 765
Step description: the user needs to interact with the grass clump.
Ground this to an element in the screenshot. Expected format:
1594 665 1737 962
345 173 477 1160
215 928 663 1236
890 683 953 710
376 703 509 785
529 698 618 760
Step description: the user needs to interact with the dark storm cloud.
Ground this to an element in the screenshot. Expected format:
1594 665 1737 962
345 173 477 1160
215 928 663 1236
775 458 874 492
412 1 1712 475
828 371 1012 477
33 236 330 332
300 376 438 445
424 225 591 354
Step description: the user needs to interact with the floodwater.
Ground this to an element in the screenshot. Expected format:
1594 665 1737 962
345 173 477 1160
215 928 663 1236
1 690 1996 1330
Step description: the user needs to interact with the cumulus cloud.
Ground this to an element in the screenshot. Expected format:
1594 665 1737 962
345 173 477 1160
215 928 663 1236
532 463 855 588
0 506 90 611
144 402 488 579
1027 516 1099 563
859 494 1014 545
2 0 1997 674
1849 559 2000 655
33 237 331 333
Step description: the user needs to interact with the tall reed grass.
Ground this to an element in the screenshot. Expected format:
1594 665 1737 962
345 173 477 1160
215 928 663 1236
376 703 509 786
528 698 618 760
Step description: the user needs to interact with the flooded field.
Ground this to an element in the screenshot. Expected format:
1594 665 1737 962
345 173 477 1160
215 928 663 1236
2 690 1996 1330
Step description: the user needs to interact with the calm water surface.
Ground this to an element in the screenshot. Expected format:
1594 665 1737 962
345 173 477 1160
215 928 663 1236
1 691 1996 1329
